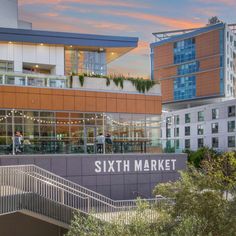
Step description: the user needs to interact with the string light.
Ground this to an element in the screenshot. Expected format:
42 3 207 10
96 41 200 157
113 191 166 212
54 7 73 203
0 109 162 127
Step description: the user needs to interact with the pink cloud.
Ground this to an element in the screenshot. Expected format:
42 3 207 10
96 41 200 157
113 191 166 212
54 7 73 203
108 11 204 29
19 0 150 9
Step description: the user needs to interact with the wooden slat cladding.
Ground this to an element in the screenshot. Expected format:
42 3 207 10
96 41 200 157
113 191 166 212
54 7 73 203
0 86 162 115
153 43 173 68
196 69 220 97
161 79 173 103
196 30 220 58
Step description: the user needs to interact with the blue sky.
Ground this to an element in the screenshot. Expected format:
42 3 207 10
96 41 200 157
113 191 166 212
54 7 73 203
19 0 236 78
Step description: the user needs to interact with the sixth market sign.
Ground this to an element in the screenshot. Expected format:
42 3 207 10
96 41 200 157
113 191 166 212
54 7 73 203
95 159 177 173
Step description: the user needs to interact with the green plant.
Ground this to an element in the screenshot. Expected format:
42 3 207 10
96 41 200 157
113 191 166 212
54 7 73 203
79 74 84 87
113 77 124 89
106 77 111 86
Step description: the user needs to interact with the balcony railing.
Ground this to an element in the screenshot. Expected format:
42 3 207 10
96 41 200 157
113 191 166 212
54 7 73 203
0 72 67 88
0 72 161 95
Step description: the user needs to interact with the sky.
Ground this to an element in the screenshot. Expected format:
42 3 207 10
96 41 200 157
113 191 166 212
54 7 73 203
18 0 236 79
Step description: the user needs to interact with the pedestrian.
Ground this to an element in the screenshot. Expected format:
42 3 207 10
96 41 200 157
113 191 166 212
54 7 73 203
96 133 105 153
14 131 23 154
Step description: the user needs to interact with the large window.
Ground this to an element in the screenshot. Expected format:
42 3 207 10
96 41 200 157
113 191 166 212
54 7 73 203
212 123 219 134
174 127 179 137
228 136 235 148
212 137 219 148
185 139 190 149
185 126 190 136
174 115 179 125
177 61 199 75
174 38 196 64
0 110 161 155
197 125 204 135
198 138 204 148
212 108 219 120
228 105 235 117
198 111 204 122
185 113 191 123
174 76 196 101
0 60 13 72
228 120 235 132
65 49 107 76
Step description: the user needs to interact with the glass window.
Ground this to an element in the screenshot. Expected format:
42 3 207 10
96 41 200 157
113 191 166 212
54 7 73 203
177 61 199 75
212 123 219 134
198 138 204 148
185 113 191 123
228 106 235 117
174 38 196 64
166 117 172 125
174 139 180 149
185 139 190 149
228 136 235 148
198 111 204 122
174 115 179 125
166 128 171 138
212 137 219 148
174 76 196 101
174 127 179 137
185 126 190 136
228 120 235 132
212 108 219 120
197 125 204 135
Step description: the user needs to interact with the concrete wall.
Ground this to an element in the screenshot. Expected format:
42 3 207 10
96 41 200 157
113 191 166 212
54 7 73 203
0 212 67 236
0 42 64 75
0 153 187 200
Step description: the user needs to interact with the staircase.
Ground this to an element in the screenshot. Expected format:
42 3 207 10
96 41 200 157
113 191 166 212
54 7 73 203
0 165 157 227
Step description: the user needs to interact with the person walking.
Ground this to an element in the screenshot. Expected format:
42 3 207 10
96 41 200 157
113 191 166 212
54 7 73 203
13 131 23 154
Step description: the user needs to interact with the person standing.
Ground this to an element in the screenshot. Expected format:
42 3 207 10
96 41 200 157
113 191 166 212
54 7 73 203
14 131 23 154
96 133 105 154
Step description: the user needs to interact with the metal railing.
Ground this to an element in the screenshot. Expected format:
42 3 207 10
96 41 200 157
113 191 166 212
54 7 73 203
0 72 67 88
0 165 159 225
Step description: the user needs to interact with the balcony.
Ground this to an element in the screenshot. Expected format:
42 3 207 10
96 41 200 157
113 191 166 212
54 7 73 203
0 72 67 88
0 72 161 96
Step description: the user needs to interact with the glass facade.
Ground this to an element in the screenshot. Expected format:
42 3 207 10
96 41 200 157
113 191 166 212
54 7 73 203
65 49 107 76
177 61 199 75
174 38 196 64
0 109 161 154
174 76 196 100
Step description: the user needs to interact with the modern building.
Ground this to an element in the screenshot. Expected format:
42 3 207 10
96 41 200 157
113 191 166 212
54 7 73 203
151 19 236 110
0 0 162 155
161 99 236 152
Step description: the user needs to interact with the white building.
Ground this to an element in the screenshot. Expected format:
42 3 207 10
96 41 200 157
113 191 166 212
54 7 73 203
161 99 236 152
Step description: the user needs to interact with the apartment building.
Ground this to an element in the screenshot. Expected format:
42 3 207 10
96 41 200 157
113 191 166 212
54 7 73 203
151 19 236 110
161 99 236 152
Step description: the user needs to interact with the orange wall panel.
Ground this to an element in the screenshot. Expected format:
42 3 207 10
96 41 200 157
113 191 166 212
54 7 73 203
106 98 117 113
196 29 220 58
74 96 85 111
63 96 75 111
161 79 173 103
96 97 107 112
196 69 220 97
0 86 162 115
154 43 173 68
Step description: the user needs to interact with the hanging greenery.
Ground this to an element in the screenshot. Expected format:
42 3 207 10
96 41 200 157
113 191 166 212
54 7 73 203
106 77 110 86
79 74 84 87
70 72 156 93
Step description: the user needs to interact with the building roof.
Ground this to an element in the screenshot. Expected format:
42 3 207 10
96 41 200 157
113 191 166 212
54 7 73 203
150 23 225 48
0 27 138 63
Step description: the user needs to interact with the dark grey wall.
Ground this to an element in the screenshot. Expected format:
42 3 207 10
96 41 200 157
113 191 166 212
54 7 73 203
0 154 187 200
0 212 67 236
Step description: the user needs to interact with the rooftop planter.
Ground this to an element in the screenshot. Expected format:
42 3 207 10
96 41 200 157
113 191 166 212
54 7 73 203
70 74 160 95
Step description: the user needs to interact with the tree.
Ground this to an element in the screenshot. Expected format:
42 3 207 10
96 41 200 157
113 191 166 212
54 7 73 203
66 152 236 236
